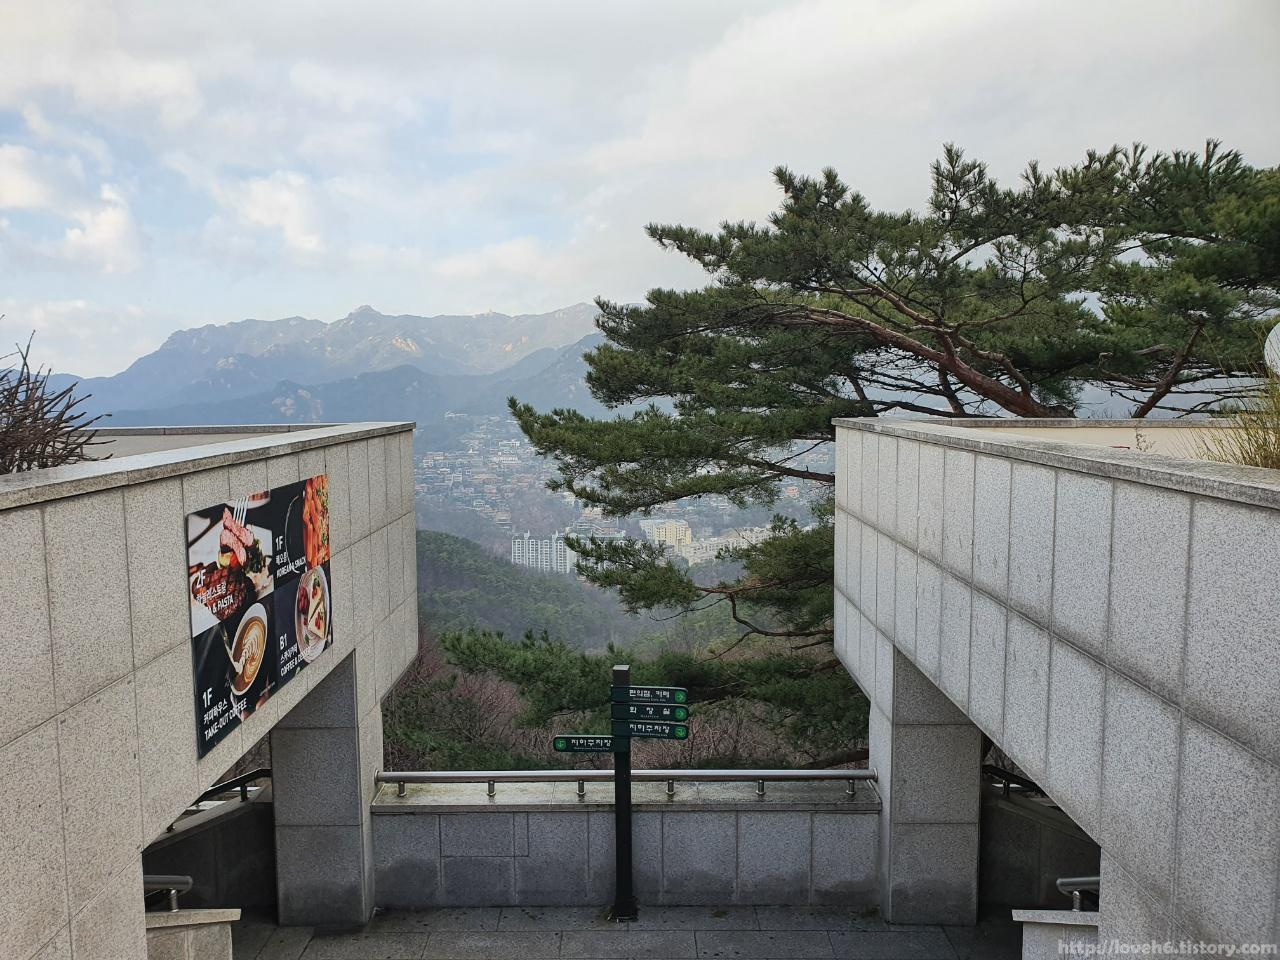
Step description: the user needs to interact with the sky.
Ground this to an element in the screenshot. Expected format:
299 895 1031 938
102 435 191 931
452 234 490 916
0 0 1277 377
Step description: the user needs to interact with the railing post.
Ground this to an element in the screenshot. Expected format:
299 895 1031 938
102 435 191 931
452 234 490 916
756 779 765 799
666 779 675 797
397 779 406 798
577 780 586 798
487 780 496 798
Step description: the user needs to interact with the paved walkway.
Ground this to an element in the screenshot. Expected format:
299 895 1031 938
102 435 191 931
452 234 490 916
232 906 1023 960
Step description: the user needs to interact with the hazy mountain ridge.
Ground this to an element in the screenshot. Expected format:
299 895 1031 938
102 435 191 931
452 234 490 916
105 332 611 447
60 303 600 416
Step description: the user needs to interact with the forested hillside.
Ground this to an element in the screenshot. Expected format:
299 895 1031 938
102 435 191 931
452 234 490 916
385 527 867 773
414 530 649 648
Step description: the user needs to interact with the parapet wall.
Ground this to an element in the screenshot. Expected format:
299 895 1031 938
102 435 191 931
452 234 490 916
371 781 880 908
0 422 418 960
833 416 1280 945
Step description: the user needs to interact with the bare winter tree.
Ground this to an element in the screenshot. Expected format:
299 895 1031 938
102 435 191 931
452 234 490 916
0 332 106 474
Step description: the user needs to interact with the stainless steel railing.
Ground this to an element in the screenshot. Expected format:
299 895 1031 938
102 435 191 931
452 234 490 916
197 766 271 804
1056 875 1101 912
376 768 876 800
143 874 193 913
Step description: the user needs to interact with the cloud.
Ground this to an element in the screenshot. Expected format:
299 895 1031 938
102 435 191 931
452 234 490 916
429 237 551 282
0 146 140 273
21 105 112 170
0 144 67 209
0 298 162 376
0 0 1275 374
56 185 141 274
164 154 331 265
0 6 202 128
212 171 328 260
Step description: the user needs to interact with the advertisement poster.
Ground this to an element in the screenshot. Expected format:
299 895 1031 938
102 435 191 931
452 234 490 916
187 473 333 758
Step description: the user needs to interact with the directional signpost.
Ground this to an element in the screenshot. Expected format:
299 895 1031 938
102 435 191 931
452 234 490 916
551 664 691 922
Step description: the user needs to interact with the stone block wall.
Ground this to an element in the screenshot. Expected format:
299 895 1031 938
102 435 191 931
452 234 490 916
834 418 1280 946
0 423 418 960
372 803 879 908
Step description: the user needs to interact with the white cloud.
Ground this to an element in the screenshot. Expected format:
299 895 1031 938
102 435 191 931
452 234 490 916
0 146 140 273
0 145 67 209
167 156 331 265
21 105 112 170
56 185 141 274
212 171 328 259
0 6 202 128
0 0 1276 374
0 298 162 376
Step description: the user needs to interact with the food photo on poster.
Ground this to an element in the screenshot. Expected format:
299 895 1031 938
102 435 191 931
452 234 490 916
187 474 333 757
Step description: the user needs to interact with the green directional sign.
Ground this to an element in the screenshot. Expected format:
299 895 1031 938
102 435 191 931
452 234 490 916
611 702 689 723
552 735 615 753
612 719 689 740
610 684 689 705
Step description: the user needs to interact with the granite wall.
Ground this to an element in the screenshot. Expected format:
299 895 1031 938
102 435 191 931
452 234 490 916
0 423 419 960
834 417 1280 946
372 799 880 909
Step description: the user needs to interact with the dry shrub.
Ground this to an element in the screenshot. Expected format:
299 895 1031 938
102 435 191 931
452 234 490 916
1194 375 1280 470
1 334 104 473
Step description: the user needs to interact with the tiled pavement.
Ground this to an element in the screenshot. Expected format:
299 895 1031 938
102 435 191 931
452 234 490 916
232 906 1023 960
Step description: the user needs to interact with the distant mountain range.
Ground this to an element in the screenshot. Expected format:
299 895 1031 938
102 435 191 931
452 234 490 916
65 303 609 446
55 303 600 419
105 332 608 431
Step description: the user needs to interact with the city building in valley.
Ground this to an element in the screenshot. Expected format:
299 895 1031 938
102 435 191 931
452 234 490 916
638 517 692 550
674 525 772 565
511 530 575 574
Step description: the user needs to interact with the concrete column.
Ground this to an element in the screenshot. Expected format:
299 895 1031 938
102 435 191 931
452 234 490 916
871 649 983 924
271 653 381 928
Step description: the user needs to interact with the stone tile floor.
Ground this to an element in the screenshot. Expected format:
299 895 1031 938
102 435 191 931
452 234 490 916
232 906 1023 959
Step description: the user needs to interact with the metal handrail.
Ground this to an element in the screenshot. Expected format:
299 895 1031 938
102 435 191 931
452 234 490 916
1056 875 1101 912
377 768 876 799
196 767 271 805
143 874 193 913
983 763 1042 797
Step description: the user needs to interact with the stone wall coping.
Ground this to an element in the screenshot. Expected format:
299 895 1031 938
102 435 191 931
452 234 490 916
144 908 242 928
94 424 342 436
833 417 1280 511
1011 908 1101 928
0 421 415 510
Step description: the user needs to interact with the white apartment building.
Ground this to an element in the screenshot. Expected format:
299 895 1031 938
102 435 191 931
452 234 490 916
674 526 773 564
510 530 576 574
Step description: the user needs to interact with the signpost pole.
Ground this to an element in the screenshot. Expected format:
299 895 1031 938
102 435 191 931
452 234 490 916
608 663 638 922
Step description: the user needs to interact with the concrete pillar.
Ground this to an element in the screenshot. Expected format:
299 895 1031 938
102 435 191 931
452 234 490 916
871 649 983 924
270 653 381 928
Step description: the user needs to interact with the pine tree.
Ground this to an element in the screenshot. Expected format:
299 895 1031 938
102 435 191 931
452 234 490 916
512 142 1278 645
